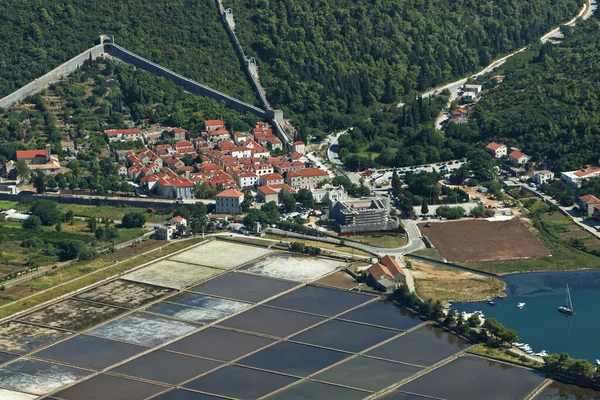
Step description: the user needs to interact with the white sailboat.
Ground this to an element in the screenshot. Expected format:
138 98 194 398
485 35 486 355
557 284 574 315
517 302 525 309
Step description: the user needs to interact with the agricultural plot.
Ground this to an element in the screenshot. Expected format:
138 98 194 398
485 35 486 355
420 219 550 262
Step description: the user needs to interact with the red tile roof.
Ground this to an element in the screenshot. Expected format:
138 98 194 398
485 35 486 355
574 165 600 177
288 168 328 178
509 151 526 159
579 194 600 204
258 185 278 195
380 256 405 276
205 119 225 127
171 216 185 223
262 173 284 182
16 149 46 160
216 188 243 198
105 128 141 136
486 142 504 151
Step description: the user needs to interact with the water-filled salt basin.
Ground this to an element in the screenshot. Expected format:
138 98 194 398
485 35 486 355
53 373 166 400
290 319 399 352
218 306 325 337
241 252 345 282
367 325 469 367
33 335 146 370
533 381 600 399
184 365 298 399
190 272 298 302
87 312 197 346
152 389 226 400
266 285 374 316
314 356 422 392
265 380 367 400
111 350 222 385
170 240 273 269
237 341 348 377
146 292 251 323
338 299 422 331
0 359 90 396
165 327 275 361
398 355 546 400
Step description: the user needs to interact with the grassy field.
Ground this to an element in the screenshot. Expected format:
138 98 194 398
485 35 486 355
0 219 147 273
343 232 406 248
55 204 168 224
411 247 446 261
410 260 505 302
0 201 19 210
0 238 205 319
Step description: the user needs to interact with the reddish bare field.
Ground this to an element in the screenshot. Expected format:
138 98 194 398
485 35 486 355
419 218 550 262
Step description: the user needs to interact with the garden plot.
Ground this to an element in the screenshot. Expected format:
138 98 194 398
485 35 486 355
18 299 125 332
240 253 345 282
122 260 221 290
75 279 174 308
0 322 71 354
169 240 273 269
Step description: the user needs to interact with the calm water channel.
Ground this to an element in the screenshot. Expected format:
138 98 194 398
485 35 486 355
454 270 600 362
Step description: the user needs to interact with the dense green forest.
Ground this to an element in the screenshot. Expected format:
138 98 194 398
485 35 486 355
466 18 600 171
0 0 256 103
0 58 260 192
226 0 582 130
338 16 600 171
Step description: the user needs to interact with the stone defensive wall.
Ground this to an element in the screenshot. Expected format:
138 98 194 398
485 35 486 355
0 44 105 109
104 42 268 118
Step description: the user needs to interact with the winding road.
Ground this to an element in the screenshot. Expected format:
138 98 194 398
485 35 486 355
427 0 595 128
320 0 597 260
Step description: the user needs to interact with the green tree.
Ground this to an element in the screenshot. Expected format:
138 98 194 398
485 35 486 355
22 215 41 230
32 172 46 194
121 212 147 228
279 191 296 213
295 188 314 208
468 314 481 327
421 199 429 215
14 160 30 183
55 221 62 232
30 200 61 226
87 217 97 232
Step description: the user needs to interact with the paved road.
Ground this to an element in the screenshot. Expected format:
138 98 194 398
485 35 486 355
425 0 594 129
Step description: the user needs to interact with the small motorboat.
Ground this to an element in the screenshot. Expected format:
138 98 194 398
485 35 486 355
596 359 600 366
517 302 525 309
488 300 495 306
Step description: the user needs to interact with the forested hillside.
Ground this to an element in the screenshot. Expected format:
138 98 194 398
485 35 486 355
0 0 256 103
467 18 600 171
225 0 581 129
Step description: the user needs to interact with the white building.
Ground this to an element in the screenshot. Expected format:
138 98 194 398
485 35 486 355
532 170 554 185
561 165 600 188
216 188 244 214
311 184 346 204
237 172 258 188
155 226 175 240
286 168 328 190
